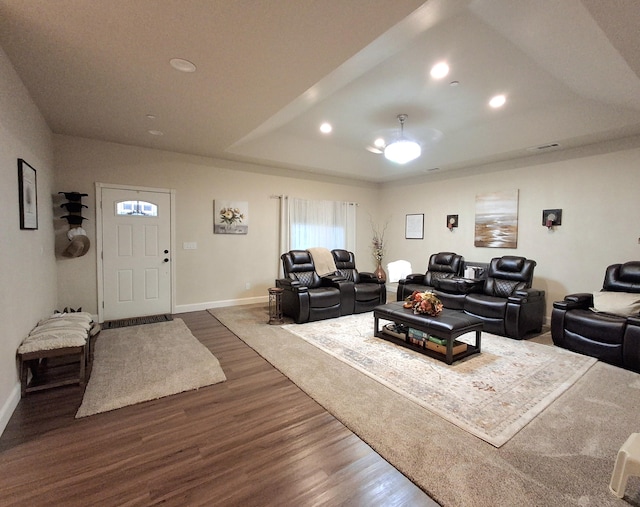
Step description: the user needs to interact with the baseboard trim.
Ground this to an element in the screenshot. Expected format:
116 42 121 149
174 296 268 314
0 382 21 438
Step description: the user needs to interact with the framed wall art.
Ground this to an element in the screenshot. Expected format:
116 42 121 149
18 158 38 230
474 189 519 248
405 213 424 239
214 200 248 234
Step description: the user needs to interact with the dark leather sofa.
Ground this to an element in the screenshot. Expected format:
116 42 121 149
464 256 545 339
398 253 545 339
331 249 386 314
276 250 345 323
551 261 640 372
276 249 386 323
397 252 465 304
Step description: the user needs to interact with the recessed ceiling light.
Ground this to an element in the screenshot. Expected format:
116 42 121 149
430 62 449 79
169 58 197 73
449 80 459 87
320 122 332 134
148 130 164 136
489 94 506 108
146 114 157 120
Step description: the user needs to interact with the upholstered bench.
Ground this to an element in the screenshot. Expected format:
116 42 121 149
17 312 98 396
373 301 483 364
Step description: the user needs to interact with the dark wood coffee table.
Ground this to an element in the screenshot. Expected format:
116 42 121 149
373 302 483 365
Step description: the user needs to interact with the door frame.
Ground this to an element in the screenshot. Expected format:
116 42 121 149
95 182 176 323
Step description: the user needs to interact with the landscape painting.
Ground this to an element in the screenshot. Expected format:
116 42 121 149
474 190 518 248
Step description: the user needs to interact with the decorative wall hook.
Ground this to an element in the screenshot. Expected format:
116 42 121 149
542 209 562 229
447 214 458 231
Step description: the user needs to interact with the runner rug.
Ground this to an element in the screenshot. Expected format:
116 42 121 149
76 318 226 418
282 312 596 447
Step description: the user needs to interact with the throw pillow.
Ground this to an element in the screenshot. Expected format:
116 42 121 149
591 291 640 317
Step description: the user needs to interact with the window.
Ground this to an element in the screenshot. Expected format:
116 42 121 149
116 200 158 217
279 197 356 253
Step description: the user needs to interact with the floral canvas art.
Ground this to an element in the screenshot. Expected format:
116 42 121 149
214 200 248 234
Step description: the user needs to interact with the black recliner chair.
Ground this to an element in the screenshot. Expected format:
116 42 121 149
551 261 640 372
276 250 346 323
331 249 386 314
463 256 545 339
397 252 464 301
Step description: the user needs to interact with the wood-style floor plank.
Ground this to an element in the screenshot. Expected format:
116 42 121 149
0 310 437 506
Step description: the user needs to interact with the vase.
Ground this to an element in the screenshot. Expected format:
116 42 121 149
374 261 387 282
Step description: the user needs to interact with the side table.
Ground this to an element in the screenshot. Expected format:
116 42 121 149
268 287 284 324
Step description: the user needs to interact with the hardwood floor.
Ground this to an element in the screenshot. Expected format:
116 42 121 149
0 311 438 506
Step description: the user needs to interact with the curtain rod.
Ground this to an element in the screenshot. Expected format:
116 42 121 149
269 195 358 206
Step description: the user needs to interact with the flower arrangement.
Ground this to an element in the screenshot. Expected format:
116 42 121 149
403 290 444 317
219 207 244 225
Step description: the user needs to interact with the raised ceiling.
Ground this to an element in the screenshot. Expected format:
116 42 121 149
1 0 639 183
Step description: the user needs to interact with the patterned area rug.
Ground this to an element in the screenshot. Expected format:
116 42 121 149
283 313 596 447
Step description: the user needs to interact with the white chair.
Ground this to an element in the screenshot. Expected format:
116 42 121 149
610 433 640 498
386 260 412 283
385 260 413 301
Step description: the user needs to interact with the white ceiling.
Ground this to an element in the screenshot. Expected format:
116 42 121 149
1 0 639 183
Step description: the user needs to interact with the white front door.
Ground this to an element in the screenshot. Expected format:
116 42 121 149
100 187 172 321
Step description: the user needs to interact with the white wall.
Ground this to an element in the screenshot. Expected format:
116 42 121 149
0 47 55 432
380 137 640 320
54 135 382 315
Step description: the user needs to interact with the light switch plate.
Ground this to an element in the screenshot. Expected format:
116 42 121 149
183 242 197 250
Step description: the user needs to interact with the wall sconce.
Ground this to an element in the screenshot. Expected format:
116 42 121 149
542 209 562 229
447 214 458 231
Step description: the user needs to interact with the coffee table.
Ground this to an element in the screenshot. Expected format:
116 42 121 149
373 302 483 365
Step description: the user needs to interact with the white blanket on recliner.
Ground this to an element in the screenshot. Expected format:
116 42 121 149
307 247 337 277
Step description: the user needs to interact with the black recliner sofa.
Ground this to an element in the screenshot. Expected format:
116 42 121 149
331 249 386 314
276 250 346 323
397 252 464 302
463 256 545 339
551 261 640 372
398 253 545 339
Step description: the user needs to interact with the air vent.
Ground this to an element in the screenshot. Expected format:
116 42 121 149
527 142 561 152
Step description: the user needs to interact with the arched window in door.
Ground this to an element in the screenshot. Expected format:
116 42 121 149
115 200 158 217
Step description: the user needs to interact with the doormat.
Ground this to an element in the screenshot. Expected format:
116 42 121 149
102 314 173 329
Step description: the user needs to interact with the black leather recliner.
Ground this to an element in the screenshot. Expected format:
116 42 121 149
331 249 386 314
463 256 545 339
276 250 346 323
397 252 464 302
551 261 640 372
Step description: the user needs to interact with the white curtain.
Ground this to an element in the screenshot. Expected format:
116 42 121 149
278 196 356 274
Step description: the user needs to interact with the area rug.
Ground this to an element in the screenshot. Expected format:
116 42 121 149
102 313 173 329
210 304 640 507
282 312 596 447
76 318 226 418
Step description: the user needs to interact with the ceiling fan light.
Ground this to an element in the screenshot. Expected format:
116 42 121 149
384 139 421 164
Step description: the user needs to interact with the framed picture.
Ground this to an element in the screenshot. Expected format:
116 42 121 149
474 189 519 248
18 159 38 230
214 200 248 234
405 213 424 239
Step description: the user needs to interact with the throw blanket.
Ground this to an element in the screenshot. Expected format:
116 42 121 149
307 247 337 277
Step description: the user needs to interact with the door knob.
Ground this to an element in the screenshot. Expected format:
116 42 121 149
164 249 169 254
164 258 169 263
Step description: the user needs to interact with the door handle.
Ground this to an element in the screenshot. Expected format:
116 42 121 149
164 258 169 263
164 249 169 254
